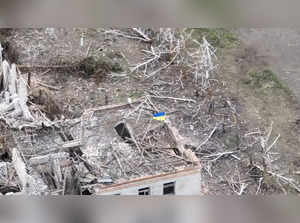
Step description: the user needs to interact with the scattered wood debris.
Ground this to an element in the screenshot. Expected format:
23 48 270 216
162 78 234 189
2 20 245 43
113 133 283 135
0 58 201 195
0 28 298 195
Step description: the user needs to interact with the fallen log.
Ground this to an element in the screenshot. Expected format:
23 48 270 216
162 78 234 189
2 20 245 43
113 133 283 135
29 152 69 166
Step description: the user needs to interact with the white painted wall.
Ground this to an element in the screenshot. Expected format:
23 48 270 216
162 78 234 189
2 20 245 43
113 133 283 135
99 171 201 195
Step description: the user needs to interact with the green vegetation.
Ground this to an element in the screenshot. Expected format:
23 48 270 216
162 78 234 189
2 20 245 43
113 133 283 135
244 69 292 96
78 56 123 78
191 28 239 48
129 90 144 99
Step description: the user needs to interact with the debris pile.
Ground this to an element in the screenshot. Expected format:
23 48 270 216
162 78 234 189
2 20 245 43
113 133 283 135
0 28 299 195
0 55 200 195
0 59 55 128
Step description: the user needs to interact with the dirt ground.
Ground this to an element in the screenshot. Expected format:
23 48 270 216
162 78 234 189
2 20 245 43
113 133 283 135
1 28 300 194
236 29 300 102
2 28 149 118
220 30 300 185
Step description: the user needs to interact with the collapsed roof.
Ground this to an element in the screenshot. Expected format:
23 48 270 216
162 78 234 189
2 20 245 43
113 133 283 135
0 58 200 195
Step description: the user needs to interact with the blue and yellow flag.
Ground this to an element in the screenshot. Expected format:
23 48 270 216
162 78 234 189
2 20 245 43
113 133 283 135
153 112 166 121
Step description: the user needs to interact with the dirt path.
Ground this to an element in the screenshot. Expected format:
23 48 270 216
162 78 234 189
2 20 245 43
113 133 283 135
236 28 300 102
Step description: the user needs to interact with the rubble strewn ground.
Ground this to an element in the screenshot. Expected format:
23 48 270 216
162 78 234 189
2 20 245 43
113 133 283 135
0 28 299 195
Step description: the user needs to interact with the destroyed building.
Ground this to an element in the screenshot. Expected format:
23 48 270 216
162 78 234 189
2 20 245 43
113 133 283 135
0 57 201 195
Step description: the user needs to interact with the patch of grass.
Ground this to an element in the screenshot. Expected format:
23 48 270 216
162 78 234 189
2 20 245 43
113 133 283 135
191 28 239 49
78 56 124 78
244 69 292 96
129 90 144 99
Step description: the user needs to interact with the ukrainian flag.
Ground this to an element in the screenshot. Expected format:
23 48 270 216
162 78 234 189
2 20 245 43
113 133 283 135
153 112 166 121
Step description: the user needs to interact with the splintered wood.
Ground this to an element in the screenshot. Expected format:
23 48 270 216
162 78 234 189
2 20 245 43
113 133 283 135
12 148 48 195
165 120 200 166
0 36 202 196
0 60 54 129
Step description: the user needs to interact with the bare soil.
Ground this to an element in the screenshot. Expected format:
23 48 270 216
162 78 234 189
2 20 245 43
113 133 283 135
219 33 300 185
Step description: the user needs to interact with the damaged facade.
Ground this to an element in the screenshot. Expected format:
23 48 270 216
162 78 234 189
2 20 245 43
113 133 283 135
0 55 202 195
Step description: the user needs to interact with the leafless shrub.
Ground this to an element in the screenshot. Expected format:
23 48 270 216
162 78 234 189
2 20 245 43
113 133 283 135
104 28 218 89
188 37 217 87
253 122 300 193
